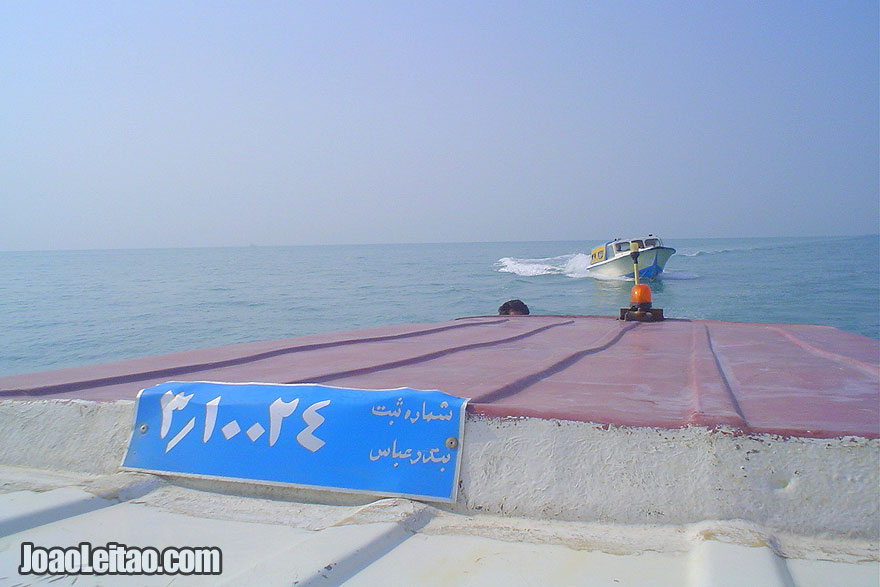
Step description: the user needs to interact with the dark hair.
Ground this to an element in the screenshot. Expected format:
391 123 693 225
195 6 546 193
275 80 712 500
498 299 530 315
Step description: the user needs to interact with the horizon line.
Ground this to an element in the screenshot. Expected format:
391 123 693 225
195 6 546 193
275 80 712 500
2 233 879 254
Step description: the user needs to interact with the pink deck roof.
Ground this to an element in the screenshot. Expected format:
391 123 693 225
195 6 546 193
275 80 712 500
1 316 877 439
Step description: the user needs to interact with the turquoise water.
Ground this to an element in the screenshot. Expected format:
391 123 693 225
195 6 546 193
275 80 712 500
1 235 877 376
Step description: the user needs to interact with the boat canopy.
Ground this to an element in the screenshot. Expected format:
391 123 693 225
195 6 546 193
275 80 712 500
593 236 664 262
611 236 663 254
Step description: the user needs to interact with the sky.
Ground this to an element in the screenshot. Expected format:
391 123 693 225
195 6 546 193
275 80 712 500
1 1 877 250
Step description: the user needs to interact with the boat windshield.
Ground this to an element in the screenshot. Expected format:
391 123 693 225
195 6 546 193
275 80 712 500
613 238 657 253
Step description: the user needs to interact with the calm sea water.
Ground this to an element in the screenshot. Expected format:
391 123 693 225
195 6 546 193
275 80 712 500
1 236 877 376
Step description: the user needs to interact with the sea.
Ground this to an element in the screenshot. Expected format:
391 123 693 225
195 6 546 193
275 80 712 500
1 235 878 377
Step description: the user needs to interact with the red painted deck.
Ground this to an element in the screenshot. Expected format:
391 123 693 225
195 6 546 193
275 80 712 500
1 316 877 439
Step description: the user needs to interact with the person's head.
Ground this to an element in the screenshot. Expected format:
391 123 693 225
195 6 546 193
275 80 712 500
498 299 530 315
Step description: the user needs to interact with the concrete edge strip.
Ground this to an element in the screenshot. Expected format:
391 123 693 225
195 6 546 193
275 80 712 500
2 399 878 543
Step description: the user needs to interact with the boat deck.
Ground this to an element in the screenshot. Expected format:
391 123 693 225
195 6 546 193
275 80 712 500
1 316 878 584
2 315 877 438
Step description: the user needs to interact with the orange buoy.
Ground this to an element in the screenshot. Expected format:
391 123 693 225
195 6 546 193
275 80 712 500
630 283 652 306
618 240 664 321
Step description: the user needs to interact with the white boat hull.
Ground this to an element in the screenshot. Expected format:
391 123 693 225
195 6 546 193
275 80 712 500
588 247 675 280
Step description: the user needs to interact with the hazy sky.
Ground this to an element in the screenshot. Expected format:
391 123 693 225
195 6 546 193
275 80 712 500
2 1 877 250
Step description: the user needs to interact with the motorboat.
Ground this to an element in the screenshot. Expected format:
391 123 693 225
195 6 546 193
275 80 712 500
588 234 676 280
